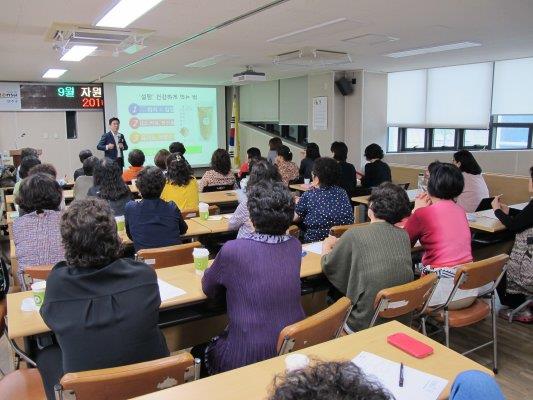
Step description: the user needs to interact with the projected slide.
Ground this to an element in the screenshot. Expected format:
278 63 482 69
116 85 218 166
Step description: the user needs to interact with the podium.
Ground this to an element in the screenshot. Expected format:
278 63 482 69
9 149 42 168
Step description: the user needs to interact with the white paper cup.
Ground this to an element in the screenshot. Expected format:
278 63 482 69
198 202 209 220
115 215 125 232
304 179 310 185
193 248 210 276
285 353 310 372
31 281 47 310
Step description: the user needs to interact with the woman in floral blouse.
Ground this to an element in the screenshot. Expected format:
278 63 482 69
276 145 299 186
198 149 236 192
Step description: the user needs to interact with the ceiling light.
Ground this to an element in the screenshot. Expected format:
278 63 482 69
267 18 347 43
60 45 97 61
96 0 164 28
385 42 481 58
185 54 239 68
273 48 351 67
141 73 176 81
42 69 68 78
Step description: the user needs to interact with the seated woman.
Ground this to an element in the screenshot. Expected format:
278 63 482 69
361 143 391 188
238 147 261 178
73 149 92 181
299 143 320 181
198 149 236 192
330 141 357 197
276 145 299 185
13 173 65 286
404 163 474 308
125 166 188 251
229 159 282 238
88 158 132 216
154 149 170 173
491 166 533 322
295 157 354 243
321 183 413 333
37 198 169 399
74 156 99 200
13 155 41 199
161 153 199 210
122 149 145 182
267 136 282 164
453 150 489 212
200 180 305 375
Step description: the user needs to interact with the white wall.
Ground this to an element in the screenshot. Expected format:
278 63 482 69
0 110 104 178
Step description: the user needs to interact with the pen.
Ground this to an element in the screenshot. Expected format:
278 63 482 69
399 362 404 387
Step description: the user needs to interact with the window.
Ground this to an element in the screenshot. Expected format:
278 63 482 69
244 122 307 146
431 129 455 149
494 127 530 149
404 128 425 150
491 114 533 150
387 127 399 152
66 111 77 139
463 130 489 148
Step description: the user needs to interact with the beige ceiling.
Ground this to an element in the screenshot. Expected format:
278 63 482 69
1 0 533 85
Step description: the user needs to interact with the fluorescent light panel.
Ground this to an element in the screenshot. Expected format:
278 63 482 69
385 42 481 58
267 18 347 43
185 54 238 69
42 69 68 78
60 45 97 62
96 0 164 28
141 73 176 81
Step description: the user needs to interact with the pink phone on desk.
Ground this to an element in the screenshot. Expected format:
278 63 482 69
387 333 433 358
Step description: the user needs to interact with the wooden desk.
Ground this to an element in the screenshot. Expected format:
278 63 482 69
133 321 491 400
199 190 238 205
469 202 528 233
352 188 422 205
6 252 322 339
190 215 233 234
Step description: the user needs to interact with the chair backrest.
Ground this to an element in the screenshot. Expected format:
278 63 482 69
136 242 202 269
286 225 300 238
369 274 438 327
329 222 369 238
180 205 220 219
22 264 54 291
455 254 509 291
202 184 234 193
277 297 352 355
56 353 197 400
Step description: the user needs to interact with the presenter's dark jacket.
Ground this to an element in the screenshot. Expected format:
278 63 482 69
97 131 129 164
40 258 169 374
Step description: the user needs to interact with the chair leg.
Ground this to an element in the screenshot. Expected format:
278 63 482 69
491 293 498 374
508 299 532 323
421 317 427 336
444 310 450 348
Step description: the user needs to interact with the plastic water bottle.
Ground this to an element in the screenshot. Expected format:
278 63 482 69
417 173 425 190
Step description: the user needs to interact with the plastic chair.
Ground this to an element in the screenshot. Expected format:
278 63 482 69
180 205 220 219
286 225 300 238
277 297 352 355
369 273 438 330
329 222 369 238
22 264 53 291
54 353 197 400
136 242 202 269
420 254 508 373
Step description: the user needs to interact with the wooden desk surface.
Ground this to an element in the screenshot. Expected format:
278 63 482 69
469 202 529 233
190 215 233 234
352 188 421 205
133 321 491 400
7 252 322 339
198 190 238 205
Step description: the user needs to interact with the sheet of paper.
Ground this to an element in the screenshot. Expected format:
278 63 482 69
207 215 223 221
21 297 38 312
352 352 448 400
222 214 234 219
303 241 323 255
158 279 186 302
477 202 529 220
312 96 327 130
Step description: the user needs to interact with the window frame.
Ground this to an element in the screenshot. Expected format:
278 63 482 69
490 115 533 150
400 128 428 152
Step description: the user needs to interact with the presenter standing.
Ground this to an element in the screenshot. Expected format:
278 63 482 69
97 117 128 168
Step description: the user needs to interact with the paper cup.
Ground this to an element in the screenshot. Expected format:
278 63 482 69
198 202 209 220
31 281 46 310
193 248 209 276
304 178 310 186
115 215 125 232
285 353 310 372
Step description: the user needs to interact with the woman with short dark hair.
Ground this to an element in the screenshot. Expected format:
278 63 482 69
88 158 132 216
229 159 282 238
161 152 199 210
267 136 282 163
238 147 261 178
154 149 171 172
199 180 305 375
125 166 188 251
13 173 65 285
299 142 320 181
361 143 391 188
13 155 41 199
453 150 489 212
122 149 145 182
321 182 413 332
404 162 475 308
37 198 169 399
330 141 357 196
276 145 299 185
198 148 236 192
295 157 354 242
74 156 99 200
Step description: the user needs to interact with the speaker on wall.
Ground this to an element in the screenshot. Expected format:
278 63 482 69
335 77 355 96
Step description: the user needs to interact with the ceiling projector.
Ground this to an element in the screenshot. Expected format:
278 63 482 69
232 67 266 84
